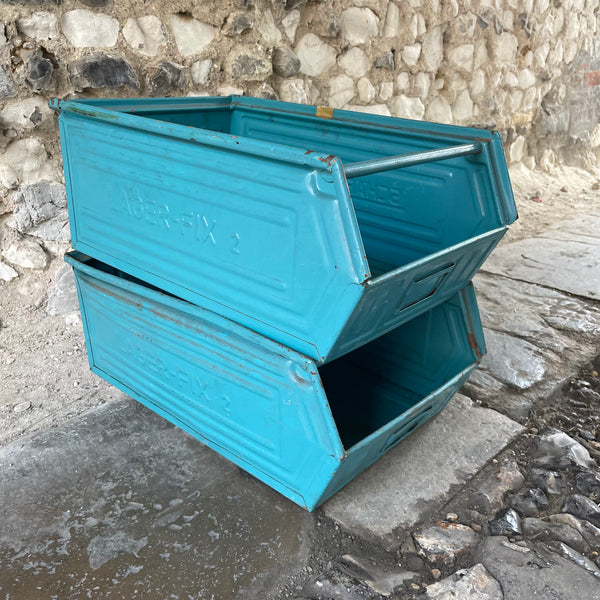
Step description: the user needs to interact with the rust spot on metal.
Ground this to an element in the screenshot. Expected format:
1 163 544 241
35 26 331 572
467 332 483 359
305 150 314 155
318 154 336 166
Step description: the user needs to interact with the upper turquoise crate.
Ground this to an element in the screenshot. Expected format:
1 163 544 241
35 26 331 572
50 96 516 364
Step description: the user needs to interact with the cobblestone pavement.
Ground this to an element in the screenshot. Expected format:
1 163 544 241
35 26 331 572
1 168 600 599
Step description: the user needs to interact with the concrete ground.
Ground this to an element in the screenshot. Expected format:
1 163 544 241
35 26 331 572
1 165 600 599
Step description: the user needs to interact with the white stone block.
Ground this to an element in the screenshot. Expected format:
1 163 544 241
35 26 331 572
409 14 418 40
295 33 336 77
492 32 518 64
216 85 244 96
396 72 410 92
171 14 215 57
279 79 308 104
338 47 369 78
383 2 399 37
327 74 355 108
422 26 443 72
503 72 519 87
16 12 59 41
426 96 452 124
0 261 18 282
0 98 53 131
345 104 391 117
518 68 536 89
447 44 474 72
379 81 394 101
415 14 427 37
341 7 379 45
61 10 119 48
191 59 212 86
524 50 534 67
453 89 473 122
413 72 431 97
0 138 58 187
390 95 425 120
2 239 48 270
258 10 282 45
509 136 526 163
402 43 421 67
536 0 550 13
282 10 300 43
123 16 167 57
470 70 486 98
510 89 524 112
357 78 375 103
0 164 19 190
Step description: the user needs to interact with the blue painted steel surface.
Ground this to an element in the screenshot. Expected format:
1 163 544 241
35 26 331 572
51 96 516 363
66 251 485 510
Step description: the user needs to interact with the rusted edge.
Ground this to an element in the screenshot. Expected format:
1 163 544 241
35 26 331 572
467 332 483 359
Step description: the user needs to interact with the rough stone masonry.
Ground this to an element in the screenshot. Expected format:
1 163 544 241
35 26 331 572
0 1 599 310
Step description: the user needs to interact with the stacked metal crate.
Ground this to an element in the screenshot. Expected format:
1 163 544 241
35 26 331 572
51 96 517 510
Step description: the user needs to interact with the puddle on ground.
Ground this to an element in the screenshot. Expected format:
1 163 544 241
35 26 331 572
0 399 312 599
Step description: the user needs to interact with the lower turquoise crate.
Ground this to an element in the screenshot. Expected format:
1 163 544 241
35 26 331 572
66 251 485 510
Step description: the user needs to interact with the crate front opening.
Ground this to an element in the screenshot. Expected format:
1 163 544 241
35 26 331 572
318 296 479 450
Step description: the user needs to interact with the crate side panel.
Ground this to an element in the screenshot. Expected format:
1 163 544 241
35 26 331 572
71 260 345 509
60 113 364 361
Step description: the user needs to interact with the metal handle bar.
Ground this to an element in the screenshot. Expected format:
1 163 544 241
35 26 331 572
343 142 483 179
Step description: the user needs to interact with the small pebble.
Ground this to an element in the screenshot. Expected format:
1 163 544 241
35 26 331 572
529 427 539 435
471 523 482 532
431 568 441 580
446 513 458 523
13 401 32 413
410 583 421 590
560 185 568 192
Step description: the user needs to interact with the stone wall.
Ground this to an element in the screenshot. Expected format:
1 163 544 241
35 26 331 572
0 0 599 285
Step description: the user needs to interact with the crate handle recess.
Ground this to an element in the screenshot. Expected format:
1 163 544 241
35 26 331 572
343 142 483 179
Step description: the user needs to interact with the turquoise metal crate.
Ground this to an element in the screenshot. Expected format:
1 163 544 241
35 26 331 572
66 251 485 511
51 96 516 364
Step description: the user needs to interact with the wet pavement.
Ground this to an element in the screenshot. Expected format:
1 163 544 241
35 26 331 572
0 400 313 600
